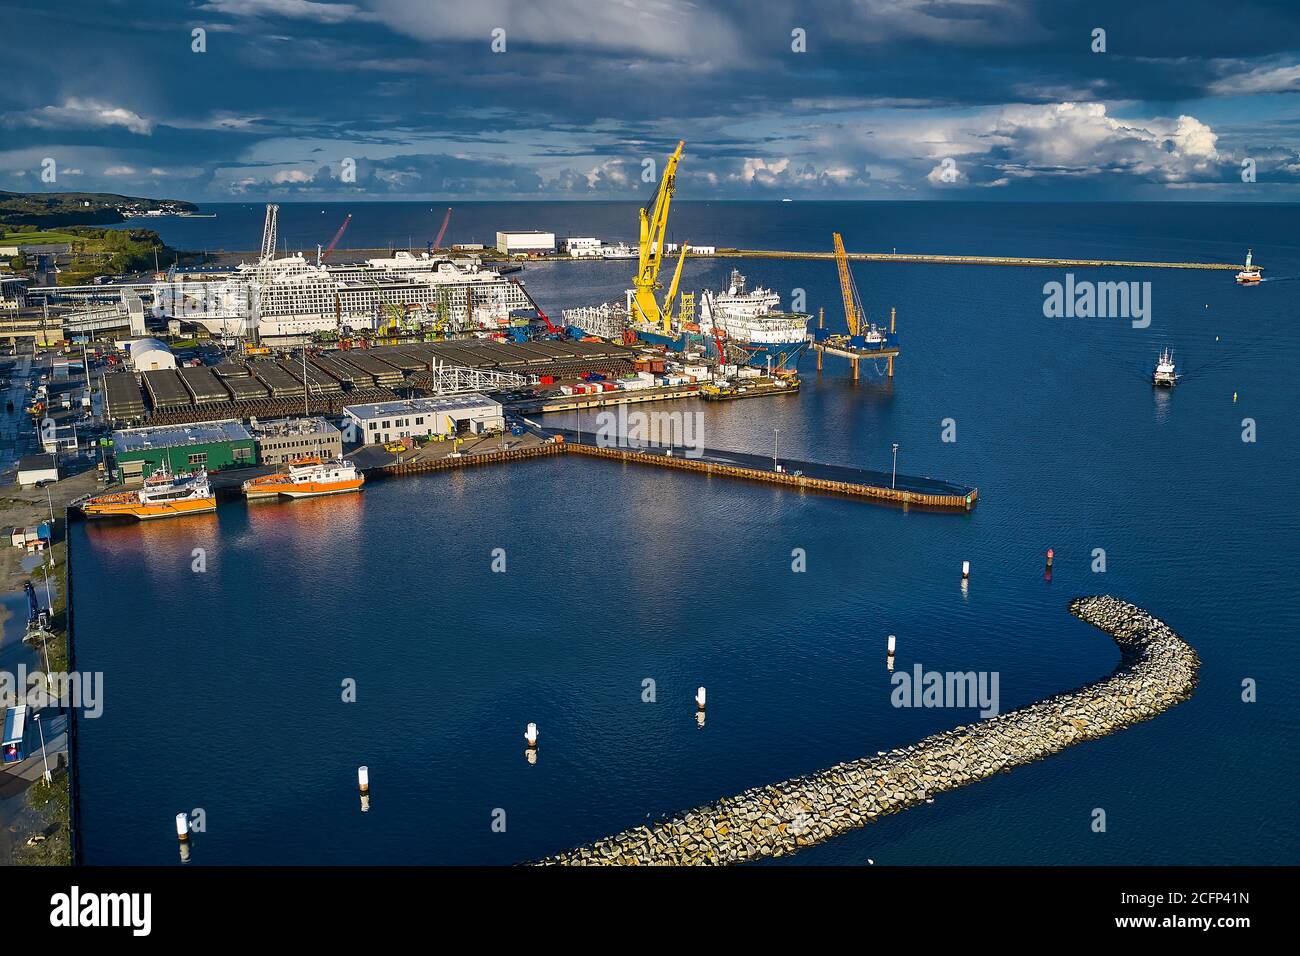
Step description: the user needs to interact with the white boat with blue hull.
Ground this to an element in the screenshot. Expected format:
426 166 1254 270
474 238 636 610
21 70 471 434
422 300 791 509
698 270 810 370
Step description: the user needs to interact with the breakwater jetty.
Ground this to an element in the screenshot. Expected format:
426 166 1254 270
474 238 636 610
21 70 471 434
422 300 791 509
540 596 1199 865
708 249 1253 272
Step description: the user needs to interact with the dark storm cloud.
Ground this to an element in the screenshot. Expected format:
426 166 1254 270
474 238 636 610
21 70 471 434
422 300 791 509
2 0 1299 198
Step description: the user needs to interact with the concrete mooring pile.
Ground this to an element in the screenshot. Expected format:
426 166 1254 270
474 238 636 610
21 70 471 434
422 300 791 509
540 596 1200 866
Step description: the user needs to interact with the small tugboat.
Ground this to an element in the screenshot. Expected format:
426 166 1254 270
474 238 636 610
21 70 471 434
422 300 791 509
1236 249 1262 284
241 455 364 500
1152 347 1178 387
75 470 216 520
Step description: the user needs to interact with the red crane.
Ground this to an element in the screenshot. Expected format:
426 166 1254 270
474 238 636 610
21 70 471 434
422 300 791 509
433 207 452 250
321 213 351 261
512 280 562 335
712 326 728 368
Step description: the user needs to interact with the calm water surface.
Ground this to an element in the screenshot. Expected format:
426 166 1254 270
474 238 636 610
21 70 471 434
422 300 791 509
78 202 1299 864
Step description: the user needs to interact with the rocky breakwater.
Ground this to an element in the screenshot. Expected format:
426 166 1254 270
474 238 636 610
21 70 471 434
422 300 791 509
540 596 1199 866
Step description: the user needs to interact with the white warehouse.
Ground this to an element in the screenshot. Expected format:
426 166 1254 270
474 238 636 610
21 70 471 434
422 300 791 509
496 230 556 255
343 394 505 445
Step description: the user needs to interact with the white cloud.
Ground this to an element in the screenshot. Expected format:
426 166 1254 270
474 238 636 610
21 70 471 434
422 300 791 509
1210 62 1300 96
103 165 138 176
272 169 313 183
18 99 153 135
364 0 740 62
861 102 1225 185
198 0 368 24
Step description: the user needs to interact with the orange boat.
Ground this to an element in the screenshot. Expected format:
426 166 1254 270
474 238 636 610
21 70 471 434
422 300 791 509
75 470 216 520
242 456 364 500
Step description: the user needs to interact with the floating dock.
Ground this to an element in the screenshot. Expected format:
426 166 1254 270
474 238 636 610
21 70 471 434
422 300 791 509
707 249 1256 272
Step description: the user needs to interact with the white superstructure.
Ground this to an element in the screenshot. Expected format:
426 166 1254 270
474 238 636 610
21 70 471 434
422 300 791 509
162 254 532 340
698 270 809 347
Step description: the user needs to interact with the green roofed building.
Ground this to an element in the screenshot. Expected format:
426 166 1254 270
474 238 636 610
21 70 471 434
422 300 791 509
111 419 256 481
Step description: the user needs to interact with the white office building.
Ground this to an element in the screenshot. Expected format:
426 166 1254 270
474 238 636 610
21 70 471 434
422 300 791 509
343 394 505 445
496 231 556 255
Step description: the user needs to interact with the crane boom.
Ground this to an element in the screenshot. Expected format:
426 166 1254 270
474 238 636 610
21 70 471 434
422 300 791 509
322 214 352 261
433 207 452 249
633 141 685 334
660 243 690 326
832 232 864 337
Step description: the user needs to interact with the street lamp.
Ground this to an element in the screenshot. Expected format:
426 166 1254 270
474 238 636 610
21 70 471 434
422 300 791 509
36 479 54 529
891 442 899 490
773 427 780 472
34 712 52 786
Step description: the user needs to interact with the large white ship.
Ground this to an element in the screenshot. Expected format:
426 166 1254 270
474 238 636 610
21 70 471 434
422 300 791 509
697 270 810 369
154 206 534 341
236 253 532 339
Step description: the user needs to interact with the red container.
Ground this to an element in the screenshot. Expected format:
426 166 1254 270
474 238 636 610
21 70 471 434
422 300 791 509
539 375 555 385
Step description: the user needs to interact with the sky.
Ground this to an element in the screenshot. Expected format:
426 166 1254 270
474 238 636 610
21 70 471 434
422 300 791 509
3 0 1300 201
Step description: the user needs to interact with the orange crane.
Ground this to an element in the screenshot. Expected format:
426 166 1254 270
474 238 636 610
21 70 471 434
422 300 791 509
321 214 352 261
832 231 867 341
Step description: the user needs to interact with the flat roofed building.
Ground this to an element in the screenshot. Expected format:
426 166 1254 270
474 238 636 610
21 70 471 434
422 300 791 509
17 454 59 488
112 419 256 480
496 231 556 255
248 416 343 464
343 394 503 445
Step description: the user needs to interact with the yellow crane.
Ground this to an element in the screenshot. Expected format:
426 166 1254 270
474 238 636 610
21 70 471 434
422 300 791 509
632 141 685 334
832 232 866 339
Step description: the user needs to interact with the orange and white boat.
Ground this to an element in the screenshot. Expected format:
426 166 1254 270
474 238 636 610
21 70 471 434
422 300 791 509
75 470 216 520
1236 249 1262 284
241 456 364 500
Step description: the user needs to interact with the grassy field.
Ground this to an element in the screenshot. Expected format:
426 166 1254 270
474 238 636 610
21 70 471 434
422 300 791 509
1 231 82 245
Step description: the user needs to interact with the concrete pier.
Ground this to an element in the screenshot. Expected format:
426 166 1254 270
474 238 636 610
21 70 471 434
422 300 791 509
539 596 1199 866
368 433 978 511
708 249 1253 272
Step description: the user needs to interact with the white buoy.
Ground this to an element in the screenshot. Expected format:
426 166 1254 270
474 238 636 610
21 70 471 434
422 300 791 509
962 560 970 579
887 634 896 656
524 722 538 748
175 812 189 842
695 686 707 711
357 766 370 794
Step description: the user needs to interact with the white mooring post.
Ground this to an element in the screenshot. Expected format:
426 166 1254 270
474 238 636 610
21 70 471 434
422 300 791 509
695 687 707 711
962 560 970 580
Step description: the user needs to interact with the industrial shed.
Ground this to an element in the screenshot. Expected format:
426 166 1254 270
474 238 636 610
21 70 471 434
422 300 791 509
248 360 305 398
177 366 230 405
142 369 192 411
126 338 176 372
101 371 146 422
112 420 256 480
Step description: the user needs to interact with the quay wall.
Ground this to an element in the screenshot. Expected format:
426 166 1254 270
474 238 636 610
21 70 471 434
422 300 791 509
369 438 976 510
540 596 1199 865
565 442 976 510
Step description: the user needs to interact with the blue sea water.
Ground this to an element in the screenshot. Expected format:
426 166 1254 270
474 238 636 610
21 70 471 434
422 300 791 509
77 201 1299 865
